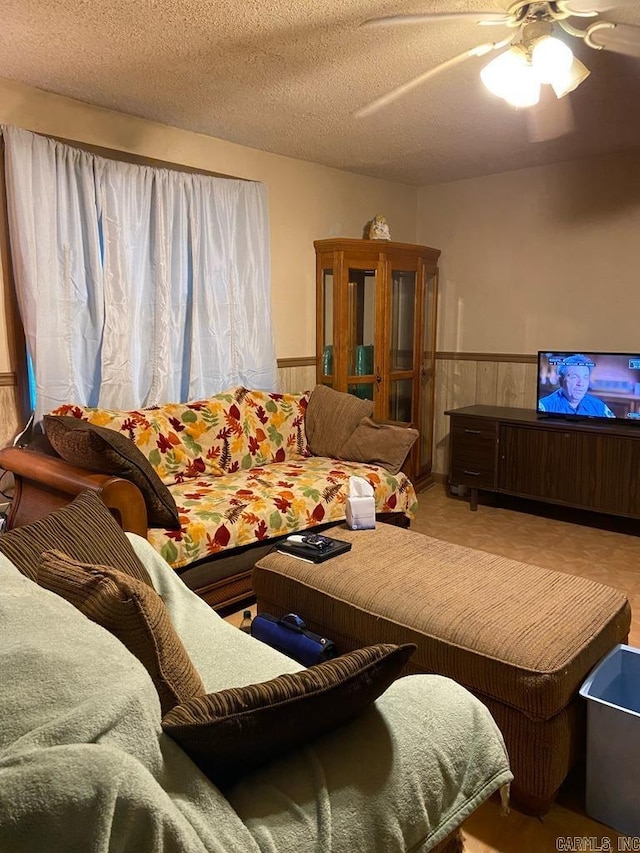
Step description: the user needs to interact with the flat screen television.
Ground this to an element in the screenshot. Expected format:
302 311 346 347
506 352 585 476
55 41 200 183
537 352 640 422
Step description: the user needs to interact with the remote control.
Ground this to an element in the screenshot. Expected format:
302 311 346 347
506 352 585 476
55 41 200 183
301 534 331 550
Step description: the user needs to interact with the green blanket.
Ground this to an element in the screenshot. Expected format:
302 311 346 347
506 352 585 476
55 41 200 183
0 535 512 852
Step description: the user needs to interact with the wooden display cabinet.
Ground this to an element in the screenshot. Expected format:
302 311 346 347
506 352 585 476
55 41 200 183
314 238 440 490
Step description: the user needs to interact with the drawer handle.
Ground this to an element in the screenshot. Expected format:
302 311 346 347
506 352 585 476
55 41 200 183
463 470 480 477
464 429 481 434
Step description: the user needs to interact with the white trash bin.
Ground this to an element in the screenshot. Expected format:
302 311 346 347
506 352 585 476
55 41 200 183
579 643 640 835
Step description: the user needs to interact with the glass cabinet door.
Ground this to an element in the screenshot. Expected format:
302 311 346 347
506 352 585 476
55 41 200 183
320 267 334 382
390 271 416 371
418 269 438 477
346 266 376 402
386 266 418 423
389 378 414 422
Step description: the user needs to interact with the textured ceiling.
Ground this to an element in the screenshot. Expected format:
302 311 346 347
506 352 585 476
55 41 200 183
0 0 639 185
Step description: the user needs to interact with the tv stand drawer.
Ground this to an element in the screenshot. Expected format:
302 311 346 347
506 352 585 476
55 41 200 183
450 416 498 489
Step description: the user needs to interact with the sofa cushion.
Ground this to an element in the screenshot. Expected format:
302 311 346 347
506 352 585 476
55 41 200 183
161 642 415 787
240 389 311 464
43 414 180 528
340 417 419 474
50 387 311 485
0 488 152 585
305 385 373 458
50 399 228 484
151 457 418 568
37 549 205 715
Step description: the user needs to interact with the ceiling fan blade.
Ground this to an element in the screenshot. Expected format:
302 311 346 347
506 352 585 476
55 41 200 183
526 91 575 143
361 11 511 27
354 44 496 119
587 23 640 57
561 0 638 13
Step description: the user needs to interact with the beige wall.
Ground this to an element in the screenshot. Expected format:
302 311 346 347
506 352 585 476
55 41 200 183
0 77 418 373
417 151 640 354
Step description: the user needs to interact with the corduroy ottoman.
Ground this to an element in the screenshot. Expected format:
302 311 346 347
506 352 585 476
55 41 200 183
253 524 631 815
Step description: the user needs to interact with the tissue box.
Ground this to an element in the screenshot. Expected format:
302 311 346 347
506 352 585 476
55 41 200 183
346 495 376 530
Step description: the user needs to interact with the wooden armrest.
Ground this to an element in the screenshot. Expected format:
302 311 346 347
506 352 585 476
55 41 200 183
0 446 148 537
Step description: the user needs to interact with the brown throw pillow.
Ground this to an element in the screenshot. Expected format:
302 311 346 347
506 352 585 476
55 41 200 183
38 549 205 715
339 417 419 474
305 385 374 458
162 642 415 787
43 415 180 529
0 489 152 586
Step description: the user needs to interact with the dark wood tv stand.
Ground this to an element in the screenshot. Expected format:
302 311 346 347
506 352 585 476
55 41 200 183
446 405 640 520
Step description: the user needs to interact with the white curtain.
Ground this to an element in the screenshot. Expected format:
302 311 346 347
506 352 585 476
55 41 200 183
2 125 278 421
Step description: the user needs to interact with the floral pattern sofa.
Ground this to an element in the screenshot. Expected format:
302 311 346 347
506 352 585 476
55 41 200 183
1 386 418 610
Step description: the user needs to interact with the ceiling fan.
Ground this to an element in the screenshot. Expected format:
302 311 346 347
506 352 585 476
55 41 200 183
355 0 640 140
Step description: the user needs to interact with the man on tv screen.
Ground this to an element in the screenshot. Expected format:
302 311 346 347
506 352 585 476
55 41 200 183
538 354 616 418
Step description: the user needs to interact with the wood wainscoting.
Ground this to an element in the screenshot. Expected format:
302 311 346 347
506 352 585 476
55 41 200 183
433 353 538 480
0 373 22 449
276 357 316 396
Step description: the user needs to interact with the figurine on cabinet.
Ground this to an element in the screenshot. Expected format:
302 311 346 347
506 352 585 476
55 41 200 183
368 215 391 240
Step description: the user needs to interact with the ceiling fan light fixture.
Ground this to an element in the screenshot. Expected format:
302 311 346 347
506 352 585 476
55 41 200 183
355 0 640 123
481 46 541 107
480 46 526 99
531 36 574 84
550 55 590 97
503 68 541 107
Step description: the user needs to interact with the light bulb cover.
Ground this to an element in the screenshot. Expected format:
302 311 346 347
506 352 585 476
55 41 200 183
480 31 590 110
480 46 528 99
481 46 541 107
531 36 574 84
504 65 541 107
551 55 590 97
